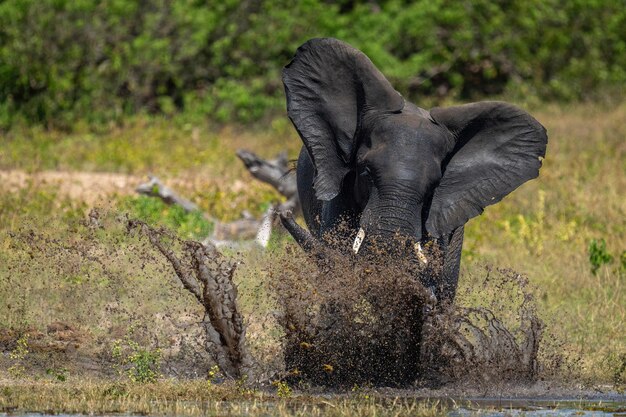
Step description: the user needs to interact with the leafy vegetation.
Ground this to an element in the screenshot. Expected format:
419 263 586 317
122 196 212 240
7 335 29 379
112 336 162 384
45 366 69 382
1 0 625 127
588 238 614 275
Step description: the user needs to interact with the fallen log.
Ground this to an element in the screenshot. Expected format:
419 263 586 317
134 149 299 247
136 176 200 213
236 149 299 213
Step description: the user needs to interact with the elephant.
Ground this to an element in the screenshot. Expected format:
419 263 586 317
279 38 548 305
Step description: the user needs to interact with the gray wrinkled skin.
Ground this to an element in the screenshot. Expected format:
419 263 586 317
281 38 547 303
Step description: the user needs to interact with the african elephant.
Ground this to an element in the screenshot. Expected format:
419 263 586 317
279 38 547 304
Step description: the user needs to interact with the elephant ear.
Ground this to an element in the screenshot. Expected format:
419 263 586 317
283 38 404 201
425 101 548 237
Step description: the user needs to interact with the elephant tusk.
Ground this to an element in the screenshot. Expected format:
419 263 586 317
353 228 366 254
414 242 428 265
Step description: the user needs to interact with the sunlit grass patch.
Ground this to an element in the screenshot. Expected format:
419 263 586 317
0 184 87 230
0 116 301 175
121 195 213 240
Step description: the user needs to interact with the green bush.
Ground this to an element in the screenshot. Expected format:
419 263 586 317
111 338 161 384
1 0 625 128
588 238 613 275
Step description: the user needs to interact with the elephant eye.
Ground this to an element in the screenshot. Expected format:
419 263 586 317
359 166 371 178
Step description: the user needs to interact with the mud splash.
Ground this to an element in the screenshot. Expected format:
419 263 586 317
269 239 544 388
419 276 543 387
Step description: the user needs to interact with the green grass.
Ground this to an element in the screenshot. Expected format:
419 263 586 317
0 101 624 388
121 195 213 240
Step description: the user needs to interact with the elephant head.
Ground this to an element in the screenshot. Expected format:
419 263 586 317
283 38 547 262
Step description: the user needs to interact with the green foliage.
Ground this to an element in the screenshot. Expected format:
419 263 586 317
587 240 626 277
122 196 212 239
272 380 292 398
111 337 161 383
588 238 614 275
206 365 221 389
8 335 29 378
46 367 69 382
1 0 625 128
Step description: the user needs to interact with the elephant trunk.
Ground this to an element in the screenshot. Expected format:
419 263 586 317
355 196 424 261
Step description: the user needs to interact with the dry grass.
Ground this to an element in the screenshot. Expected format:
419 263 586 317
0 380 447 417
0 101 624 388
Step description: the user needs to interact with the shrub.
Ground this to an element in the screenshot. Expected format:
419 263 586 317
588 238 613 275
111 338 161 384
7 335 29 379
0 0 625 127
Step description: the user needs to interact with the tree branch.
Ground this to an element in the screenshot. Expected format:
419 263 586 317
136 176 200 213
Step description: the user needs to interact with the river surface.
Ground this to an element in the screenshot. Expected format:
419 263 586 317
449 398 626 417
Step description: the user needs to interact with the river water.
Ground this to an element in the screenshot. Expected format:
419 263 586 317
450 399 625 416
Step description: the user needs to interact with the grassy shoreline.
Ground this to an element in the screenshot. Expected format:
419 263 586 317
1 101 624 392
0 380 449 417
2 379 625 416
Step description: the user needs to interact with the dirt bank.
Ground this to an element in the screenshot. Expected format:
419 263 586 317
0 170 140 205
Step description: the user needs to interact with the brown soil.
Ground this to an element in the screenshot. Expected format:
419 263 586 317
0 170 141 205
